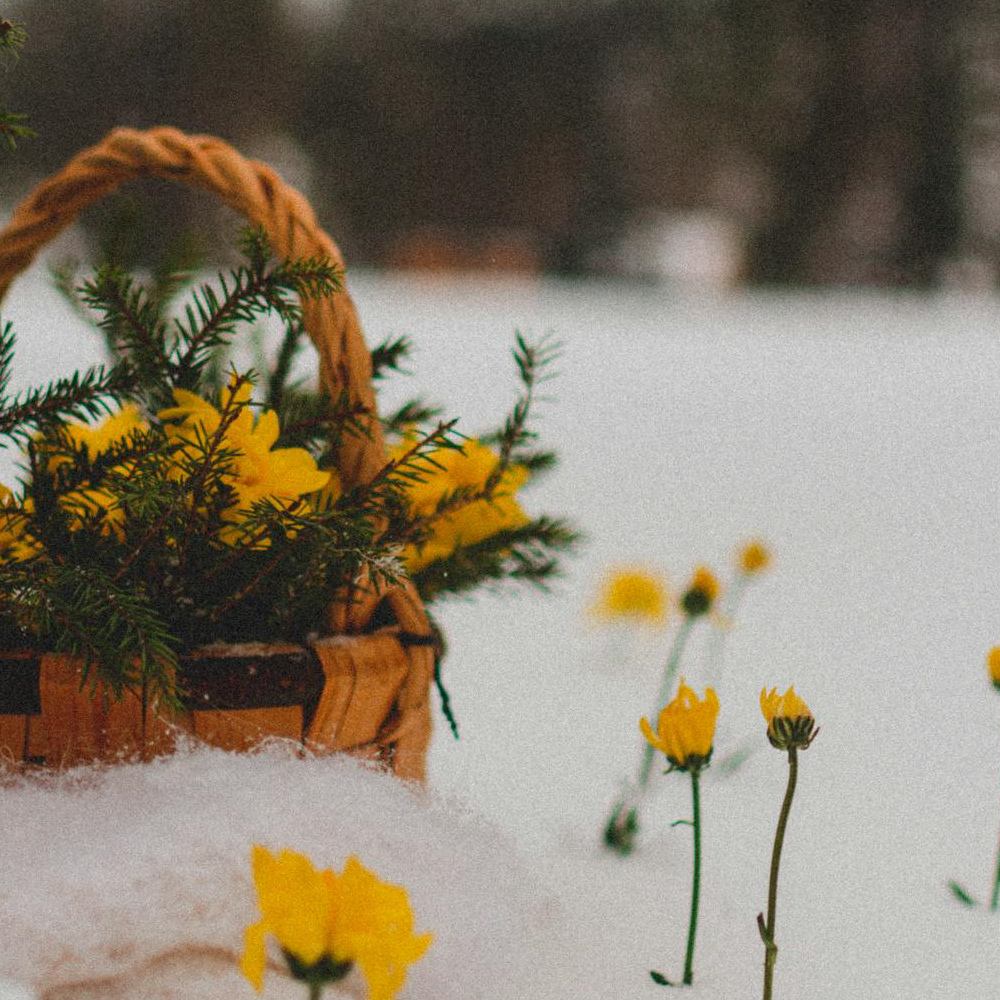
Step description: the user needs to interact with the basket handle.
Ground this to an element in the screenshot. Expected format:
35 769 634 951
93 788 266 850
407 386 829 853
0 126 385 487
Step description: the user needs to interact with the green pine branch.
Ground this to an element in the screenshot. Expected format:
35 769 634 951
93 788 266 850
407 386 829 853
411 515 581 603
0 329 136 444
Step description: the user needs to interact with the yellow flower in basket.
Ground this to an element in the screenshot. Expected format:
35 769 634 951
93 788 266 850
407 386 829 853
45 405 148 538
0 485 37 561
399 438 529 572
159 380 329 544
63 403 148 459
241 845 432 1000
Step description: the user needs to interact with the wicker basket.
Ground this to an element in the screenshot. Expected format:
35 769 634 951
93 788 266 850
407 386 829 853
0 127 436 780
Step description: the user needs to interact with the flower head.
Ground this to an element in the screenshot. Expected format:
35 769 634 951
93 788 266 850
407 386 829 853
159 378 329 543
680 565 720 617
739 540 771 575
988 648 1000 690
396 438 529 572
760 685 817 750
241 846 432 1000
640 680 719 772
0 485 37 561
62 404 148 461
590 567 668 626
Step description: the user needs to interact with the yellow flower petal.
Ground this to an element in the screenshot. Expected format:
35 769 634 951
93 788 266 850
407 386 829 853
240 920 268 993
642 681 719 770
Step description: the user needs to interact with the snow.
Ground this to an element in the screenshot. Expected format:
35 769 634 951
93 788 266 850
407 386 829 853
2 267 1000 997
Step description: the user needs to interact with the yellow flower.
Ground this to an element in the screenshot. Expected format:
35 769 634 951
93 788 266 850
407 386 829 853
61 404 148 461
760 685 817 750
158 379 330 542
0 485 38 561
680 565 720 617
60 484 126 538
639 680 719 772
590 567 668 626
739 540 771 574
988 648 1000 690
44 406 149 537
241 846 432 1000
397 439 529 572
158 380 251 438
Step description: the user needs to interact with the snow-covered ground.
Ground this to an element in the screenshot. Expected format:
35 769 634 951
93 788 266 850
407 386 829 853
3 266 1000 998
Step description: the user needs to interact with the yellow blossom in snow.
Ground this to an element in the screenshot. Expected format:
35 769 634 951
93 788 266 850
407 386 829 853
988 647 1000 690
590 567 668 626
760 685 817 751
640 680 719 772
396 438 529 572
739 540 771 574
241 846 432 1000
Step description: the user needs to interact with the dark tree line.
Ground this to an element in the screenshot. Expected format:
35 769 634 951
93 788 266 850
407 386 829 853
0 0 976 286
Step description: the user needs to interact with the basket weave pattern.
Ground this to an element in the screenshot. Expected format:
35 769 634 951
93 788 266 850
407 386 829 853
0 127 435 780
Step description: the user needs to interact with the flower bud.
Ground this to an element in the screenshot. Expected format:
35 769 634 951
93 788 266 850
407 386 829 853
760 686 817 750
680 566 719 617
739 540 771 574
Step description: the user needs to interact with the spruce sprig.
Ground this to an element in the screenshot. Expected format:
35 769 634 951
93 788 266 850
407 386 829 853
77 228 343 409
411 515 580 602
0 325 135 444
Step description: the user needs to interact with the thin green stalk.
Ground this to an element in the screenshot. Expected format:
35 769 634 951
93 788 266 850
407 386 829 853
760 747 798 1000
604 616 697 853
991 799 1000 911
703 572 747 688
682 768 702 986
308 983 324 1000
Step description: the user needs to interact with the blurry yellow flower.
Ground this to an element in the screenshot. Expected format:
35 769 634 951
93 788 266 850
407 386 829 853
760 685 817 751
397 439 529 572
639 680 719 772
680 565 720 617
739 540 771 574
241 846 432 1000
988 648 1000 690
590 567 668 626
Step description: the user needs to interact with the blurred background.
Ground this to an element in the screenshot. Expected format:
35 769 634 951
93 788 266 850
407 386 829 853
1 0 995 289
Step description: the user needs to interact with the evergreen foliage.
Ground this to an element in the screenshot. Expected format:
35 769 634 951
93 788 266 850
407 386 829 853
0 231 578 710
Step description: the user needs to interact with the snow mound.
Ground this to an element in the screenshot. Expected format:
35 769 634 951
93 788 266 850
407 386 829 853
0 744 609 1000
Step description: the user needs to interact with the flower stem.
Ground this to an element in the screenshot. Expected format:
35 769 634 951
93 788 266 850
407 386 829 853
991 797 1000 912
308 982 325 1000
760 746 798 1000
604 616 697 854
682 768 703 986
